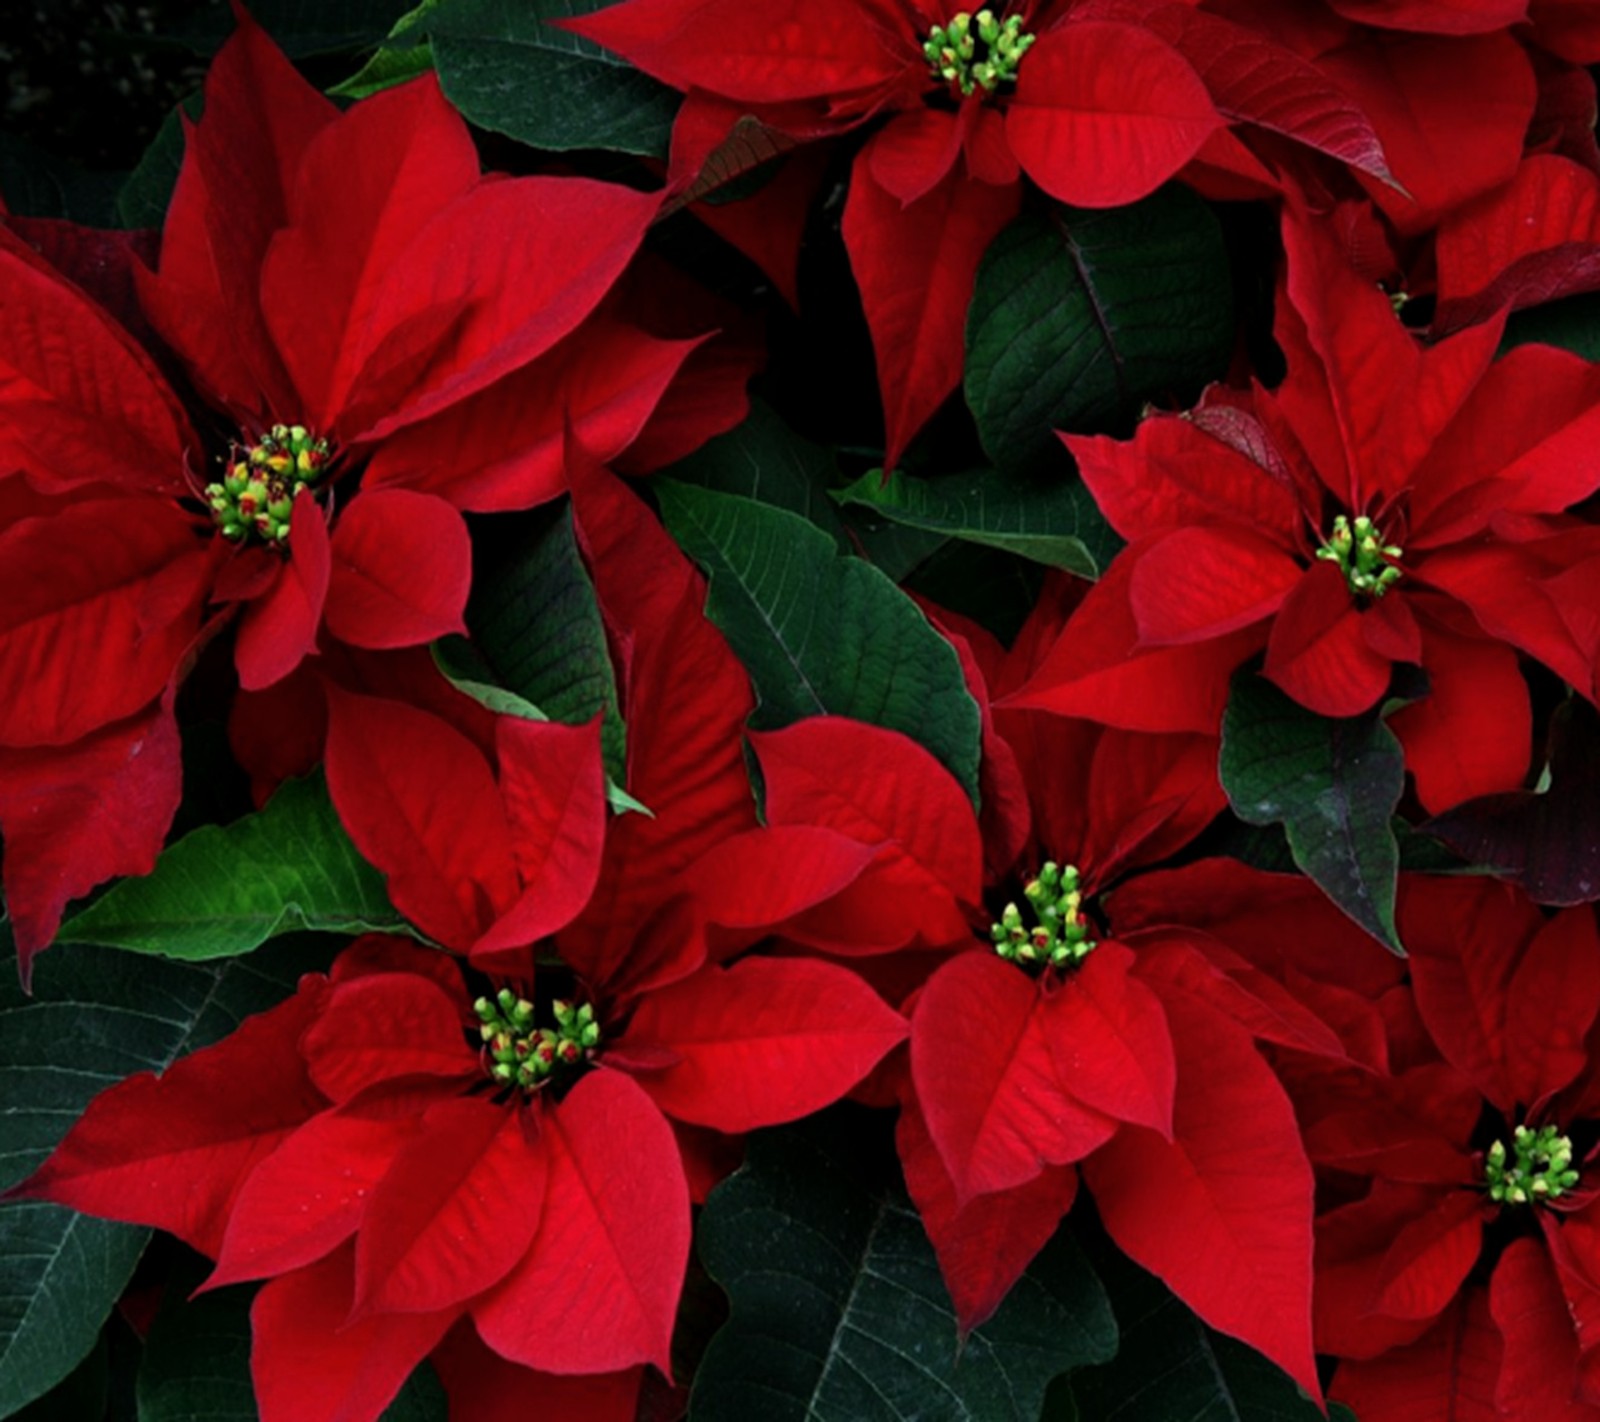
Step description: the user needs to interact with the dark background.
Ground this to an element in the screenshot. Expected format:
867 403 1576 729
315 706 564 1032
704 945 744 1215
4 2 222 169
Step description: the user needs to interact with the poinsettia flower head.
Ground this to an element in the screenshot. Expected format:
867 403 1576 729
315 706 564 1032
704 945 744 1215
9 935 689 1419
1010 202 1600 814
570 0 1394 469
0 12 732 969
1255 875 1600 1419
825 587 1326 1393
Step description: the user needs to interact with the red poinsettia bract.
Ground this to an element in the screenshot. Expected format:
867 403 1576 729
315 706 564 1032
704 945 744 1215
569 0 1395 469
10 468 910 1420
1010 205 1600 814
0 16 700 971
895 585 1349 1396
1270 878 1600 1420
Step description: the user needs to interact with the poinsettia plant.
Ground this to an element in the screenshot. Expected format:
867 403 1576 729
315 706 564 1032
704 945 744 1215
3 1 1600 1420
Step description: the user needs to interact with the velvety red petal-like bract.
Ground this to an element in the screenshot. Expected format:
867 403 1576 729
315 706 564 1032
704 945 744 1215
0 689 184 981
1388 630 1532 815
896 1093 1079 1335
355 1097 546 1316
561 452 758 987
323 489 471 650
146 11 335 422
912 951 1122 1201
1434 156 1600 333
752 716 983 943
1129 524 1302 645
842 164 1019 474
299 972 476 1104
10 991 328 1256
0 225 193 497
1331 1292 1503 1422
619 955 907 1131
1137 4 1392 181
1006 22 1221 208
206 1092 423 1289
251 1247 456 1422
336 174 662 442
1041 943 1177 1139
231 492 332 691
1084 992 1319 1401
1401 876 1544 1112
472 1069 689 1376
1314 31 1536 235
471 716 608 966
563 0 906 103
0 500 212 746
255 72 481 428
362 320 700 513
1327 0 1527 31
324 688 518 949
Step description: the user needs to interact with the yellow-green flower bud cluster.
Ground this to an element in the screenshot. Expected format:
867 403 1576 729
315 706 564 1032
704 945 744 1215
1316 513 1403 597
991 861 1096 970
923 10 1035 96
205 423 330 547
474 988 601 1092
1485 1124 1581 1205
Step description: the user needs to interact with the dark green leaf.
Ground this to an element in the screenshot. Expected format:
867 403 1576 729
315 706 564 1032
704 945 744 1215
904 540 1045 648
842 506 951 584
57 775 410 961
666 401 851 547
135 1281 446 1422
1501 291 1600 362
10 1336 106 1422
463 502 627 787
0 929 326 1418
834 467 1122 577
425 0 680 157
115 97 199 231
966 187 1234 478
1219 670 1405 952
656 480 983 802
692 1117 1116 1422
1070 1242 1347 1422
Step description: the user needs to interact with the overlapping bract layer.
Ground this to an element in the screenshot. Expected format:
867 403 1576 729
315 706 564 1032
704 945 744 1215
8 1 1600 1419
0 17 747 974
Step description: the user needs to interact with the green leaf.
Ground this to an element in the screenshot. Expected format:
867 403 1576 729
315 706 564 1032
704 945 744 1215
1219 670 1405 953
330 0 440 98
463 502 627 788
665 401 851 547
655 480 984 802
136 1281 445 1422
115 96 200 231
834 467 1122 578
692 1115 1117 1422
1501 291 1600 362
57 775 411 961
965 187 1234 479
1071 1241 1348 1422
424 0 680 157
0 928 327 1418
9 1336 106 1422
